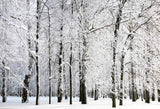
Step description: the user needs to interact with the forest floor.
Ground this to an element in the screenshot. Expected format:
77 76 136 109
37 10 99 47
0 97 160 109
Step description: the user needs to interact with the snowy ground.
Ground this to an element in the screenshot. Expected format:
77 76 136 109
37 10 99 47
0 97 160 109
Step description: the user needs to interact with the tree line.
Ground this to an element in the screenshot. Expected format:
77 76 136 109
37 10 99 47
0 0 160 108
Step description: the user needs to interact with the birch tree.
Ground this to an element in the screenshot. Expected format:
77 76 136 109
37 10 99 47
35 0 41 105
111 0 127 107
57 0 64 103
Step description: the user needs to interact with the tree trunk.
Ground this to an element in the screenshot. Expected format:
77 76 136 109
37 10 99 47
48 37 52 104
22 0 33 103
91 88 94 98
62 45 67 100
79 41 82 102
145 45 150 104
136 88 139 100
47 7 52 104
119 52 125 105
151 85 155 101
131 62 136 102
81 80 87 104
94 84 98 100
111 1 127 107
143 88 146 100
76 0 90 104
158 89 160 102
129 34 137 102
57 0 64 103
69 1 74 105
63 52 67 100
63 64 67 100
2 61 7 103
69 44 73 105
81 36 87 104
57 41 63 103
1 0 8 103
128 74 132 100
145 89 150 103
145 71 150 103
22 75 31 103
35 0 41 105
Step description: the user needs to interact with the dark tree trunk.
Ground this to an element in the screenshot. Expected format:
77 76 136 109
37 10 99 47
145 45 150 104
131 66 136 102
48 37 52 104
35 0 41 105
22 0 34 104
130 41 137 102
69 1 74 105
79 80 82 101
145 89 150 103
130 36 136 102
57 0 64 103
57 41 63 103
131 67 136 102
76 0 89 104
47 7 52 104
63 52 67 100
65 95 68 99
124 88 127 99
91 88 94 98
35 27 40 105
111 1 127 107
2 61 7 103
22 75 31 103
143 89 146 100
119 52 125 105
69 44 73 105
63 48 67 100
144 81 150 103
94 84 98 101
57 88 62 103
48 34 52 104
2 0 8 103
79 42 82 102
63 64 68 100
80 36 87 104
81 80 87 104
158 89 160 102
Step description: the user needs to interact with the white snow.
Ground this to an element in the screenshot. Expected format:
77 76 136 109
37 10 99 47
0 97 160 109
